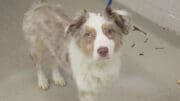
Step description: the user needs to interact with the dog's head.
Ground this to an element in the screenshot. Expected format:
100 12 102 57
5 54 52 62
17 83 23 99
66 7 131 61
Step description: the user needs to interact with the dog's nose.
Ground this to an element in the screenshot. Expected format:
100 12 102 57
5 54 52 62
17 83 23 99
97 47 109 57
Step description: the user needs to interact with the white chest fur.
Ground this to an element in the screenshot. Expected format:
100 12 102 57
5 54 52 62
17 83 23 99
69 40 121 92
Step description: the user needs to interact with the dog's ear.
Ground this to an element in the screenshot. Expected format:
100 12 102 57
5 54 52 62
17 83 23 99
65 10 88 37
104 7 132 35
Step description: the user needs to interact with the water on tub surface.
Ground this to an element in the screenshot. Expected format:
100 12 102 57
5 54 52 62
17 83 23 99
0 0 180 101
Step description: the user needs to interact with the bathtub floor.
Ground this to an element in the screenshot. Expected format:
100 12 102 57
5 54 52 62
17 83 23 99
0 0 180 101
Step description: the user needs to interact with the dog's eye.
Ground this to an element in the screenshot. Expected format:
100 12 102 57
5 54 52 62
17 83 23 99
84 32 93 38
108 29 114 35
107 29 114 38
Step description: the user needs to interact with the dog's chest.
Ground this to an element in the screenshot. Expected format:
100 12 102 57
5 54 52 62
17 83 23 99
72 60 120 92
69 41 121 91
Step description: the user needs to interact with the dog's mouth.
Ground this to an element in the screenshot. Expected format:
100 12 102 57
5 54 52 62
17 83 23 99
98 55 110 60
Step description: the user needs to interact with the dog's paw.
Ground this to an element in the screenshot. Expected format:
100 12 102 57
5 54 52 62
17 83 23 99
38 76 49 90
53 76 66 87
54 78 66 87
52 68 66 87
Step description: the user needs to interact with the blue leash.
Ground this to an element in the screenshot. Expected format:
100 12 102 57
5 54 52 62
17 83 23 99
107 0 113 7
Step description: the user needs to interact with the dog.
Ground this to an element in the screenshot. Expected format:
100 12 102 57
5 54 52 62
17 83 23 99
22 0 131 100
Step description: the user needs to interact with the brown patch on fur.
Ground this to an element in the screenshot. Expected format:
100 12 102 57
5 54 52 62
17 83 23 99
105 7 130 35
76 26 96 57
114 33 122 52
65 10 88 37
102 23 122 52
102 23 114 39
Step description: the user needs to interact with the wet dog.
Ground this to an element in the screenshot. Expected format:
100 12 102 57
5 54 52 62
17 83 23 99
22 0 131 100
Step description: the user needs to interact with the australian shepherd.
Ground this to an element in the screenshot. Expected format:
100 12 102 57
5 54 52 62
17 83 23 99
22 0 131 101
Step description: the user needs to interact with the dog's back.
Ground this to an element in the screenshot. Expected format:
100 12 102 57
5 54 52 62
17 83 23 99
22 0 71 63
22 0 71 90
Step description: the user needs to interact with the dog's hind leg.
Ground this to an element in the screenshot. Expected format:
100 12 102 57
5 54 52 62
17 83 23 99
30 38 49 90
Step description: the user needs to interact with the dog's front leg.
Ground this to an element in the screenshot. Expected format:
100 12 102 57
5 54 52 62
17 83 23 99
52 63 66 86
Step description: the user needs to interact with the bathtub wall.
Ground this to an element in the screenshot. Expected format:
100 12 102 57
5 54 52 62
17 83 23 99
115 0 180 35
